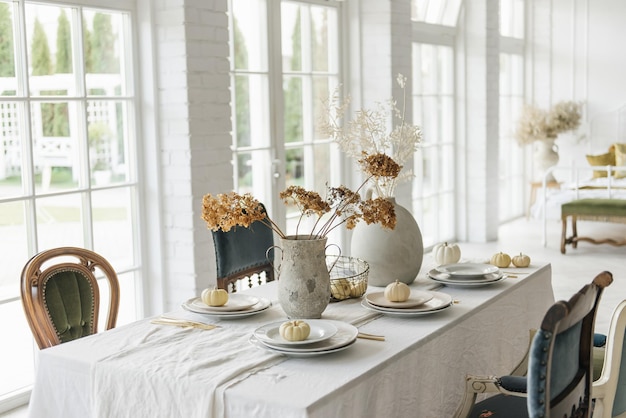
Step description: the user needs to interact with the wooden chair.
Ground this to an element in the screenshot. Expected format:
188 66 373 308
453 271 613 418
211 203 275 293
20 247 120 349
592 299 626 418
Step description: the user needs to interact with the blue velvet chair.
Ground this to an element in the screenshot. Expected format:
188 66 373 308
592 299 626 418
20 247 120 349
212 203 275 293
454 271 613 418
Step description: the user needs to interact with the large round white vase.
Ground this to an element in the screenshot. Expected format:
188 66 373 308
534 138 559 182
350 198 423 287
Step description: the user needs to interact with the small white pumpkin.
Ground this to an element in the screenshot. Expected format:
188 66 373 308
279 320 311 341
490 252 511 268
512 252 531 268
201 287 229 307
432 242 462 265
384 280 411 302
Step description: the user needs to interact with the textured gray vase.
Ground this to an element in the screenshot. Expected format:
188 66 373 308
276 235 332 319
350 198 423 287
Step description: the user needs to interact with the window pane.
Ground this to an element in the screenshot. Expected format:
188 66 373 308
0 102 24 197
236 150 272 196
0 201 27 299
284 75 303 143
282 3 302 72
36 194 85 249
231 0 267 71
0 2 17 96
26 4 76 97
88 100 130 185
311 6 336 72
0 301 35 395
83 10 127 96
233 74 270 148
92 187 135 265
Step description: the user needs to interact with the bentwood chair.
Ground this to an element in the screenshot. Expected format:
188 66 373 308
454 270 613 418
212 203 275 293
592 299 626 418
20 247 120 349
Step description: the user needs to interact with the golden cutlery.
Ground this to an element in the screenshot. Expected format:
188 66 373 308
357 332 385 341
151 318 219 330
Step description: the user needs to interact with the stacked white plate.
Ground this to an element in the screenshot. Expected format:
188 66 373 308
249 319 359 357
427 263 506 287
181 294 272 319
361 290 453 316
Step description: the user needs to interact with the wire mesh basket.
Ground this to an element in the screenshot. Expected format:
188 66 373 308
327 256 369 302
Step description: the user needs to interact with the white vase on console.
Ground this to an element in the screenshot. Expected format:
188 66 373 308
534 138 559 183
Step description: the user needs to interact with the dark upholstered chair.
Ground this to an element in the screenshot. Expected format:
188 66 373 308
454 271 613 418
212 203 275 293
20 247 120 349
592 299 626 418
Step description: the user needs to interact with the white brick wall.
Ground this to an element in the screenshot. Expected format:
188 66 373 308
153 0 231 310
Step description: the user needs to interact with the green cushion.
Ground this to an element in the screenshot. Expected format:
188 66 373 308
43 268 95 344
562 199 626 218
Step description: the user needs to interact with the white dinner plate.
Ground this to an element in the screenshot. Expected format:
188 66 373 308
249 335 356 357
252 320 359 353
360 291 453 316
254 320 338 347
365 291 433 308
435 263 500 278
428 271 507 287
182 297 272 319
186 294 260 312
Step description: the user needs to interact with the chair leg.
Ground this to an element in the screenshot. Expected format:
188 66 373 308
561 217 568 254
572 216 578 248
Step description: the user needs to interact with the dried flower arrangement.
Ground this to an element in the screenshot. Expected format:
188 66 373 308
319 74 422 198
202 153 400 239
515 100 582 145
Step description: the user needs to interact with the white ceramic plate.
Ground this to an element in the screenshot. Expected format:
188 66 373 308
365 291 433 308
435 263 499 278
252 320 359 353
187 294 260 312
254 320 338 347
360 291 454 316
182 297 272 319
428 271 507 287
250 335 356 357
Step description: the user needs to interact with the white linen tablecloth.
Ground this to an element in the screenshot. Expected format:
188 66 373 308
28 263 554 418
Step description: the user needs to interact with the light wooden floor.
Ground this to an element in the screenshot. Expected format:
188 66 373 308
2 216 624 417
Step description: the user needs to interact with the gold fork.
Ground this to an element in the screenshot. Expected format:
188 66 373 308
151 316 219 330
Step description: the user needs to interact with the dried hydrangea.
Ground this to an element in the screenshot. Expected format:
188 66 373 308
319 73 422 198
202 162 399 239
515 101 582 145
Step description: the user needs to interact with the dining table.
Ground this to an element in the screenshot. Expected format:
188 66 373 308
27 262 555 418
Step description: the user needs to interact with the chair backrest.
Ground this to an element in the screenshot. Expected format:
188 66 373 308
527 271 613 418
593 299 626 418
20 247 120 349
212 203 275 293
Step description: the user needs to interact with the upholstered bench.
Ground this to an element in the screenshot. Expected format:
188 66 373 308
561 198 626 253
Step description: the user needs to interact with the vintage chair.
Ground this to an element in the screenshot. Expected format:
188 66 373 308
212 203 275 293
454 270 613 418
20 247 120 349
592 299 626 418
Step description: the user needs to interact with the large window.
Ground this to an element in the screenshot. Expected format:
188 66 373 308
0 1 140 409
412 43 455 247
229 0 343 241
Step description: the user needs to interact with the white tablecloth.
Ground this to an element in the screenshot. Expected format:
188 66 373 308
28 263 554 418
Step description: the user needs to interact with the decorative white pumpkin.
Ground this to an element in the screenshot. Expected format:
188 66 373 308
279 320 311 341
384 280 411 302
512 252 531 268
201 287 229 307
490 252 511 268
432 242 461 265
